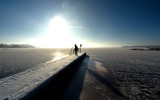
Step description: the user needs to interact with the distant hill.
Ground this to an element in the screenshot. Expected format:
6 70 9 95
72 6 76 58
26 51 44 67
122 45 160 51
0 44 35 48
122 45 160 48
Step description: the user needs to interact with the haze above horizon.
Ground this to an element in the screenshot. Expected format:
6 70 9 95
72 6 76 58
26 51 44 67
0 0 160 48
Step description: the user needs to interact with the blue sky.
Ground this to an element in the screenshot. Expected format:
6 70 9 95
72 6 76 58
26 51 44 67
0 0 160 47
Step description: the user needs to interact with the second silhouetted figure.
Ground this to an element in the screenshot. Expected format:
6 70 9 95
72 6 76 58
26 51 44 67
74 44 78 56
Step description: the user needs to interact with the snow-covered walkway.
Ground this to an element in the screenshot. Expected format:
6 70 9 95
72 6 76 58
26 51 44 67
0 53 86 100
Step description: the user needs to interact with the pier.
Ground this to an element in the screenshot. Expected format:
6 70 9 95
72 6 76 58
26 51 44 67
0 53 86 100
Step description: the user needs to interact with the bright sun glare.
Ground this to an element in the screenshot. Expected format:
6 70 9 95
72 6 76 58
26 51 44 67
48 16 69 38
30 16 105 48
32 16 73 48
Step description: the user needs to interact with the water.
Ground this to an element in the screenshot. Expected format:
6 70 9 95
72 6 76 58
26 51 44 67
0 48 69 79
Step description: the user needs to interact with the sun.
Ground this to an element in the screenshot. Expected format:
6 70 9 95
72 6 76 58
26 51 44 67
48 16 69 37
31 16 99 48
30 16 106 48
32 16 74 48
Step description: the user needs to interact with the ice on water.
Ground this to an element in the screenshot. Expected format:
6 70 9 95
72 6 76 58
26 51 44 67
0 48 69 79
0 48 160 99
85 48 160 100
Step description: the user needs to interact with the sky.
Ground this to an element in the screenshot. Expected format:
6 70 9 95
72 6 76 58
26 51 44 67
0 0 160 48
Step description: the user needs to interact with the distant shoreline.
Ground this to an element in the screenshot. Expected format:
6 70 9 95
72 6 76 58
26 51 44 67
131 48 160 51
0 44 35 48
122 45 160 48
122 45 160 51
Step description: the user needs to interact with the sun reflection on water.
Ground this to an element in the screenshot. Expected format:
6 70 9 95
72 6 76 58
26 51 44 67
52 51 68 61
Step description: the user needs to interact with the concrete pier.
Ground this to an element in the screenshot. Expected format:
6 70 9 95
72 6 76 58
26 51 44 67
0 53 86 100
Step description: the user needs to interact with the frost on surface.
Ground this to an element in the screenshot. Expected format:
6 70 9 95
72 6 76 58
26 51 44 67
0 54 78 99
84 48 160 100
0 48 69 79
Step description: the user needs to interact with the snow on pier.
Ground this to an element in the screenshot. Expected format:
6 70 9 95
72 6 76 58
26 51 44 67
0 53 86 100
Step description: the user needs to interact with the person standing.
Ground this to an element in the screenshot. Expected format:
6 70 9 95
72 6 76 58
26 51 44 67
74 44 78 55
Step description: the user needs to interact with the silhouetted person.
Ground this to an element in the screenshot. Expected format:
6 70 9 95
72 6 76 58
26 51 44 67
80 44 82 53
74 44 78 55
